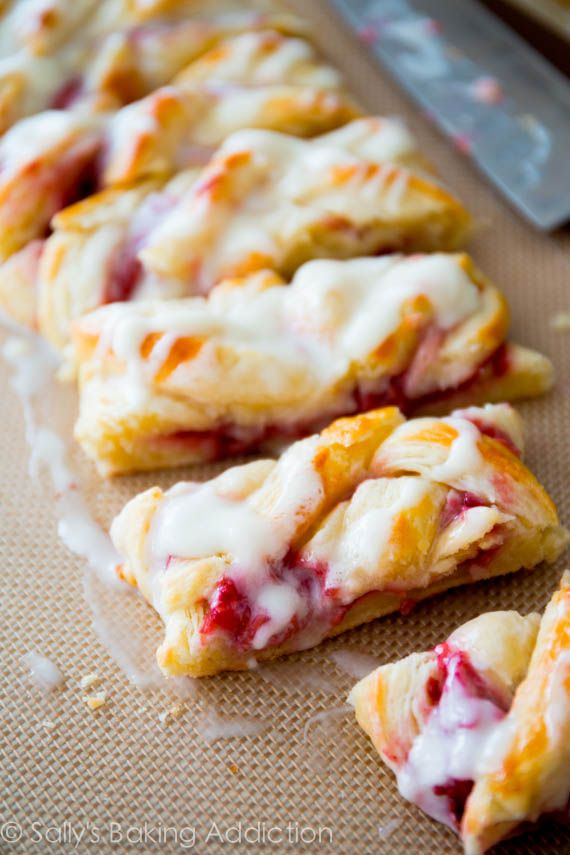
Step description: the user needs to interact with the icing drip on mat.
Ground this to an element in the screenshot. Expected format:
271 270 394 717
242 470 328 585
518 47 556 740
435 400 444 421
1 328 192 693
22 651 65 692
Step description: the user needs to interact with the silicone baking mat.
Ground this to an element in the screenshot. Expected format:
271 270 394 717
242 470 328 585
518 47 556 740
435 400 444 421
1 2 570 853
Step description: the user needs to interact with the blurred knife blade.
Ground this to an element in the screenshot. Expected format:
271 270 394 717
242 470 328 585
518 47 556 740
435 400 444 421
331 0 570 230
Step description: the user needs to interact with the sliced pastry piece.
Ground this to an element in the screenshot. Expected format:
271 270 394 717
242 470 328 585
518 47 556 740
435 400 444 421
139 121 470 287
0 1 304 131
462 574 570 854
110 405 568 676
350 574 570 854
70 253 552 475
101 28 355 184
27 116 444 349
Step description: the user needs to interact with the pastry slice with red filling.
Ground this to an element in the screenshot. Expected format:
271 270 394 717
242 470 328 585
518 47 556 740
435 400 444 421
70 253 552 475
8 115 458 348
101 28 357 184
110 404 567 677
350 575 570 854
173 29 344 90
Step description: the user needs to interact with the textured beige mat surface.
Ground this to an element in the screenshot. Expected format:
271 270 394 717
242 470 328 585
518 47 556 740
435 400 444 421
2 2 570 853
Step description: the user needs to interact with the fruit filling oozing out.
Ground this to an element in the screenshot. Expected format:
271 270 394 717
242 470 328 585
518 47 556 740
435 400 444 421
396 643 509 829
198 559 345 651
193 486 490 654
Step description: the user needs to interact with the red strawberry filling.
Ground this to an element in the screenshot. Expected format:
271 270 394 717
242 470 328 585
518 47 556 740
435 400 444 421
200 577 267 646
432 643 510 713
355 343 510 416
440 491 485 530
198 557 345 652
433 779 473 826
103 190 184 304
50 77 83 110
466 418 520 456
415 643 509 827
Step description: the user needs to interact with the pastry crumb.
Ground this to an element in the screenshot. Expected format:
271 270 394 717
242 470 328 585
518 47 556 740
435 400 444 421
80 673 100 690
158 703 186 726
551 312 570 331
228 763 239 775
84 691 107 711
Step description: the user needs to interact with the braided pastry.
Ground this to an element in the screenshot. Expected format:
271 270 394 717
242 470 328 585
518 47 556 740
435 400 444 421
0 1 303 131
27 118 467 352
350 575 570 854
70 253 552 475
110 404 567 676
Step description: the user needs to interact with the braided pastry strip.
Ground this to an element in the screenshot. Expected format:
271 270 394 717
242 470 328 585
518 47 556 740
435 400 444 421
19 116 460 353
110 404 568 677
350 575 570 854
71 253 552 475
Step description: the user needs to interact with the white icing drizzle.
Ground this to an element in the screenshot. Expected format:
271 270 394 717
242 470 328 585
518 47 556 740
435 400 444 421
431 418 484 482
1 327 192 694
303 704 353 742
256 661 336 693
302 704 353 771
148 435 325 644
329 649 383 679
2 334 121 588
377 818 402 841
396 654 505 828
251 583 305 649
195 706 269 744
22 651 65 692
81 253 481 424
149 440 323 571
151 482 278 575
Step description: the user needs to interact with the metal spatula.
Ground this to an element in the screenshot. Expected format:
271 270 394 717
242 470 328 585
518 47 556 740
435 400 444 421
331 0 570 230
